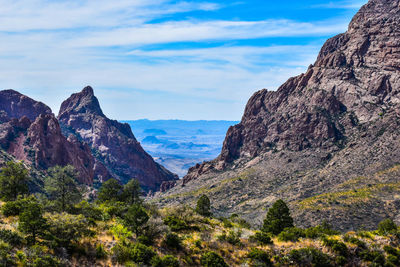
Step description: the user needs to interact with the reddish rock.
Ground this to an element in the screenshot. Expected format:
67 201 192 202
58 86 178 191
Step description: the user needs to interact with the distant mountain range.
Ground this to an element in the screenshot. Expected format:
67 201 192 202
123 120 238 177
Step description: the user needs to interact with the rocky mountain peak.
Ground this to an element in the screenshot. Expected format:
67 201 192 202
58 86 178 191
0 89 52 122
182 0 400 182
58 86 104 121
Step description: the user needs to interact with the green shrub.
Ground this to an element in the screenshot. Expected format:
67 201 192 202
200 251 228 267
277 227 305 242
222 218 233 228
360 250 385 265
289 247 332 267
2 197 34 217
387 254 400 266
249 231 273 245
0 229 23 246
152 255 180 267
378 219 398 235
162 233 182 250
322 237 348 257
247 248 272 266
32 255 61 267
111 243 131 264
343 235 367 249
95 243 108 259
304 223 339 239
0 241 16 266
217 230 241 246
131 243 156 264
384 245 400 257
164 215 189 231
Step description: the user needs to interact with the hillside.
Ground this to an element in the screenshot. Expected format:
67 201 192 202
153 0 400 231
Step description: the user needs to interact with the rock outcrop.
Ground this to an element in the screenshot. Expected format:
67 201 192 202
156 0 400 231
183 0 400 183
58 86 178 191
0 91 96 184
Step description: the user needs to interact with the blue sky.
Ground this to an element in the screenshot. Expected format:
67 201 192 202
0 0 367 120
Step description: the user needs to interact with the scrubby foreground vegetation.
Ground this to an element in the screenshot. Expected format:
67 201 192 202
1 161 400 266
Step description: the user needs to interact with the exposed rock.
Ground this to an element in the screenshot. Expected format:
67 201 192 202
58 86 178 191
0 90 51 121
156 0 400 231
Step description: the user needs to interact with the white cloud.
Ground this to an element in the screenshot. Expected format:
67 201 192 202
312 1 366 9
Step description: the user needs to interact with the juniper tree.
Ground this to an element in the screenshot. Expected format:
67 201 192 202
196 194 212 217
262 199 294 235
0 161 29 201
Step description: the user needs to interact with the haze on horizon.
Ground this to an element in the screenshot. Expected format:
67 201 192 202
0 0 366 121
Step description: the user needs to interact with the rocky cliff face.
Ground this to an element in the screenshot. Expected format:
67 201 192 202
183 0 400 183
156 0 400 231
0 91 96 184
58 86 178 191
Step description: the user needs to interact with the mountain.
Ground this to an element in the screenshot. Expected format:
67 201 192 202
154 0 400 231
0 90 96 184
58 86 178 191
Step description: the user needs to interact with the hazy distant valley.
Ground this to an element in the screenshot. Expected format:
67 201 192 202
125 120 238 177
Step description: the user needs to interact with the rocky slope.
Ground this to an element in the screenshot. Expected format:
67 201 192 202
154 0 400 231
0 90 96 184
58 86 178 191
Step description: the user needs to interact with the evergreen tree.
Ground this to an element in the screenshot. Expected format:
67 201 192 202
123 204 149 237
262 199 294 235
121 179 142 205
97 178 123 203
18 200 46 244
0 161 29 201
44 165 82 212
196 194 212 217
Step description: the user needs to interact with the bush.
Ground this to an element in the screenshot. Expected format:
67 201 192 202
262 199 293 235
131 243 156 264
152 255 180 267
249 231 273 245
0 241 16 266
217 230 241 246
111 243 131 264
378 219 398 235
343 235 367 249
304 223 339 239
0 229 23 247
247 248 272 266
200 251 228 267
322 237 348 257
164 215 189 231
2 197 35 217
73 200 103 225
277 227 305 242
222 218 233 228
163 233 182 250
360 250 385 265
95 243 108 259
289 247 332 267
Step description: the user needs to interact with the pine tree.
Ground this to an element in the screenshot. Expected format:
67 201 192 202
196 194 212 217
44 165 82 212
123 204 149 237
121 179 142 205
18 200 46 244
262 199 294 235
0 161 29 201
97 178 123 203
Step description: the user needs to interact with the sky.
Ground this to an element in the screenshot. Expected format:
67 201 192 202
0 0 367 120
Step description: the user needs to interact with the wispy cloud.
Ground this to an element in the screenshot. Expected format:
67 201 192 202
312 1 366 9
0 0 361 120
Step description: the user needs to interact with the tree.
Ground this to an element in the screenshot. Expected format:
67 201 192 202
97 178 123 203
0 161 29 201
45 212 92 248
123 204 149 237
121 179 142 205
262 199 294 235
378 219 398 235
200 252 228 267
44 165 82 212
18 200 46 245
196 194 212 217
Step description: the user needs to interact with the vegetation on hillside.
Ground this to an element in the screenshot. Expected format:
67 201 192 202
1 161 400 266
